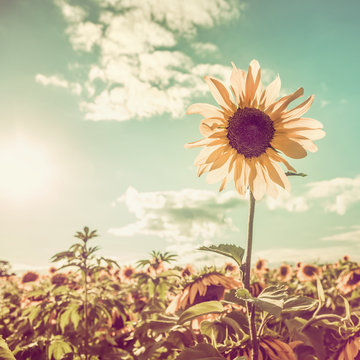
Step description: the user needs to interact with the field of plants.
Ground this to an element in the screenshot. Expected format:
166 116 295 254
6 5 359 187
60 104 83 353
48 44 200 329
0 227 360 360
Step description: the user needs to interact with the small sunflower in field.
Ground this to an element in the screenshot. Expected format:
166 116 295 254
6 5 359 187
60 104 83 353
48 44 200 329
254 258 268 276
166 271 241 314
224 262 238 274
249 281 266 297
336 332 360 360
225 337 298 360
121 265 136 281
21 271 39 283
185 59 324 200
51 273 67 286
181 264 196 278
337 268 360 295
278 264 293 282
297 263 322 282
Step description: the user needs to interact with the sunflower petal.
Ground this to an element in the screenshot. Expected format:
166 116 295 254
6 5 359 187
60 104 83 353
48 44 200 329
266 87 304 118
245 59 262 107
187 103 224 118
277 95 314 121
275 117 324 129
272 135 307 159
204 76 236 112
230 62 246 106
260 75 281 109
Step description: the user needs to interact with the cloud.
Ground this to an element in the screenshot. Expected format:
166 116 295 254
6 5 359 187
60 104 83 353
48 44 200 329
109 187 244 241
266 189 309 212
321 225 360 242
320 100 330 108
35 74 82 95
266 175 360 215
191 42 219 56
47 0 254 121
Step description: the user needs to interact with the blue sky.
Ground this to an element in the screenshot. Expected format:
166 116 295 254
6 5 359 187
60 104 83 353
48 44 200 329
0 0 359 273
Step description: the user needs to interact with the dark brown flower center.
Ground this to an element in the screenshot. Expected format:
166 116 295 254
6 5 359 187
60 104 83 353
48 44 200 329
280 266 289 276
227 107 275 158
303 265 317 277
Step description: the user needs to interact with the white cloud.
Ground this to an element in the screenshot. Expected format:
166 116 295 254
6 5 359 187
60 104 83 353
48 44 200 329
266 188 309 212
109 187 244 241
307 176 360 215
35 74 82 95
66 22 103 52
321 225 360 242
55 0 86 23
266 175 360 215
191 42 219 56
50 0 249 121
35 74 69 88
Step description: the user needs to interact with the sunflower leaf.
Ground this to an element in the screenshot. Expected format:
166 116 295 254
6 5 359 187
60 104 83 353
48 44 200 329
176 343 225 360
282 296 317 314
0 336 16 360
178 301 223 325
198 244 245 266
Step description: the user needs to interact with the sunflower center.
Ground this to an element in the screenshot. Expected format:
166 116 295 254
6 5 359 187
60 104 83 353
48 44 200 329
227 107 275 158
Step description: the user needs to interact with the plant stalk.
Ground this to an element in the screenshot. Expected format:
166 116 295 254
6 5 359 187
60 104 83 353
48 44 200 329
244 191 259 360
84 244 89 360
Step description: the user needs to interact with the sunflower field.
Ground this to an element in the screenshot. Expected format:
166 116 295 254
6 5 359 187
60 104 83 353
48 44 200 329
1 227 360 360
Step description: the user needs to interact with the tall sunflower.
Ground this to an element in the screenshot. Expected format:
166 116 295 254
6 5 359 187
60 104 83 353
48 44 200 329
185 60 325 200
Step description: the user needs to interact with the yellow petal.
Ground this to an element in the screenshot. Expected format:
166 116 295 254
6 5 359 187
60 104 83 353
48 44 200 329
275 117 323 129
204 76 236 112
230 62 246 106
277 95 314 122
244 59 262 107
187 103 224 118
272 135 307 159
267 148 296 172
260 75 281 109
266 87 304 119
263 155 290 191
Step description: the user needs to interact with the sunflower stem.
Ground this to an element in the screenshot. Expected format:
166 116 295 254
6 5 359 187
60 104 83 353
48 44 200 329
244 191 259 360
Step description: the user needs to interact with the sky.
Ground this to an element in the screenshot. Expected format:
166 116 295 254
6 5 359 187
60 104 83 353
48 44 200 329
0 0 359 273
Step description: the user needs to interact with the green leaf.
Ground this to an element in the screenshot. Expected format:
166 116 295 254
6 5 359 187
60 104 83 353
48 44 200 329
0 336 16 360
199 244 245 266
178 301 223 325
341 295 351 321
252 285 287 317
48 338 72 360
157 270 181 278
316 277 325 304
282 296 317 314
285 171 307 177
200 320 226 343
176 343 225 360
148 319 177 333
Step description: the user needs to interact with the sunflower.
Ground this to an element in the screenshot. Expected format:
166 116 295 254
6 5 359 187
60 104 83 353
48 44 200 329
121 265 136 281
278 264 293 282
254 258 268 275
297 263 322 282
336 268 360 295
21 271 39 283
224 337 298 360
181 264 196 278
336 333 360 360
166 272 241 314
185 60 324 200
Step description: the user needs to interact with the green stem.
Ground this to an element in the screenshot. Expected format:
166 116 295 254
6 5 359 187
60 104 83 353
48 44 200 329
84 246 89 360
244 191 258 360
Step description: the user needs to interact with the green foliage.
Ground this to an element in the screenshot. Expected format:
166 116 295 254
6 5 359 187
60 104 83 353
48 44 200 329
0 336 16 360
198 244 245 267
178 301 224 325
1 231 360 360
176 343 225 360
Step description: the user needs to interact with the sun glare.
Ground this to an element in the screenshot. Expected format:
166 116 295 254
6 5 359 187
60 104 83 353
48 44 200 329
0 138 55 202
